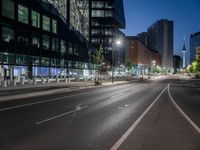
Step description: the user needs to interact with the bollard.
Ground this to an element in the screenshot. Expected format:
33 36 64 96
64 78 68 83
56 77 59 83
33 78 37 84
3 80 7 87
47 77 50 83
20 77 25 85
7 80 11 86
12 79 17 86
42 78 45 84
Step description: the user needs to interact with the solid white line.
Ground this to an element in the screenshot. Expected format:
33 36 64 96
168 84 200 134
110 93 125 99
36 106 88 125
110 84 169 150
0 91 96 112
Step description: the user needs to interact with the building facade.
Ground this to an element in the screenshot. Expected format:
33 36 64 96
190 31 200 63
196 47 200 60
89 0 126 66
136 32 148 46
0 0 94 84
173 55 181 73
126 36 162 77
47 0 90 40
147 19 173 68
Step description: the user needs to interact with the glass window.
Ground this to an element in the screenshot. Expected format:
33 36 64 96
32 11 40 28
60 59 65 67
52 38 59 52
92 10 104 17
41 57 50 66
2 0 14 19
52 19 57 34
16 54 28 65
29 56 40 66
32 36 40 48
92 1 104 8
18 36 29 46
18 5 28 24
74 45 79 56
68 42 73 54
51 58 58 67
2 27 14 42
43 16 50 31
42 35 50 50
61 40 66 53
0 52 14 64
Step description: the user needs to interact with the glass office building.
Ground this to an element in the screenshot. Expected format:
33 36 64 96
0 0 94 82
46 0 89 40
89 0 126 66
190 31 200 63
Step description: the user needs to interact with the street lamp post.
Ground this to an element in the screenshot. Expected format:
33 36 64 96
112 39 121 83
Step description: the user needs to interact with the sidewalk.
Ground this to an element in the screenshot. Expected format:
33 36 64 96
0 80 136 102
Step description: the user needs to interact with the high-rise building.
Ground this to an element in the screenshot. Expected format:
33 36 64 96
195 47 200 60
89 0 126 66
136 32 148 46
173 55 181 73
147 19 173 68
46 0 90 40
0 0 94 85
126 36 161 77
190 31 200 63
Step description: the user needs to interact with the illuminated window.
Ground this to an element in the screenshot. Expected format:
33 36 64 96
52 19 57 34
42 35 50 50
2 0 14 19
61 40 66 53
43 16 50 31
2 27 14 42
18 5 28 24
32 11 40 28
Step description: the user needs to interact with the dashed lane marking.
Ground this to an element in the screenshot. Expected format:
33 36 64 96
36 106 88 125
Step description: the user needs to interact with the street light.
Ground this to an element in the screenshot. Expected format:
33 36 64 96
112 39 122 83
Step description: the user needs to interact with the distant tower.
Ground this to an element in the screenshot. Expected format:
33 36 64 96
182 37 186 68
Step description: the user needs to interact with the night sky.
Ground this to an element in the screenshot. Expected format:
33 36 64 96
122 0 200 65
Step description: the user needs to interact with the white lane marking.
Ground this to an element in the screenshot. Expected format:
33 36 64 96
110 93 126 99
36 106 88 125
110 84 169 150
0 88 133 112
168 84 200 134
0 91 97 112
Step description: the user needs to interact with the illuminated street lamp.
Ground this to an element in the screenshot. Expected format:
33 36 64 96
112 39 122 83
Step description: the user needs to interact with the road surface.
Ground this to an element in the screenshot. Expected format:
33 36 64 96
0 77 199 150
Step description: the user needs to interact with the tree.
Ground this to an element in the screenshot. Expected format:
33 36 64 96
125 61 132 79
151 66 161 74
187 54 200 75
92 44 105 85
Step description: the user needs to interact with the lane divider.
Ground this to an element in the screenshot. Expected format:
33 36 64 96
110 84 169 150
0 91 97 112
168 84 200 134
110 93 126 99
0 87 134 112
36 106 88 125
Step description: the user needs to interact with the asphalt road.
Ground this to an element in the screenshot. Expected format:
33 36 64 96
0 77 199 150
